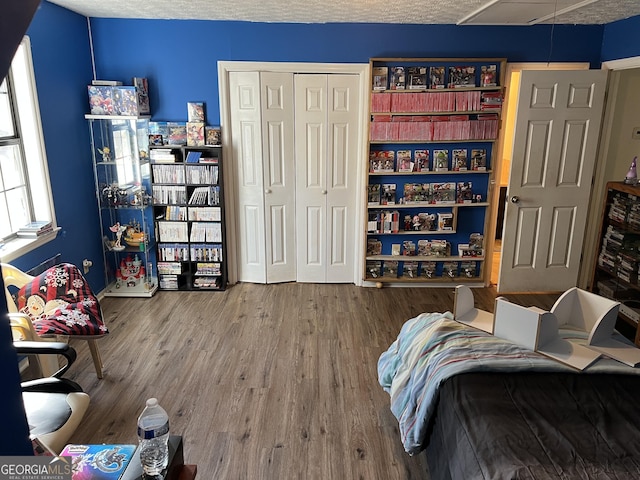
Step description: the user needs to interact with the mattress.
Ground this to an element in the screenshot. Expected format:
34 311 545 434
425 372 640 480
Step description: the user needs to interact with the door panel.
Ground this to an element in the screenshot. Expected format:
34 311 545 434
326 75 359 281
499 70 607 293
229 71 266 283
261 72 296 283
295 73 359 282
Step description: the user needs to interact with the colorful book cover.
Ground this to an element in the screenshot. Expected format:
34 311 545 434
390 66 406 90
414 150 429 172
187 101 205 122
113 86 139 116
60 444 137 480
88 85 115 115
452 149 468 171
167 122 187 145
205 126 221 146
186 121 205 146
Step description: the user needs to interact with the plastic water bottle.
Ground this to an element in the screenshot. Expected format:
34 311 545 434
137 398 170 477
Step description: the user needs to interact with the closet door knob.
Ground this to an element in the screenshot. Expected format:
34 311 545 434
265 188 272 194
510 196 520 204
321 189 327 195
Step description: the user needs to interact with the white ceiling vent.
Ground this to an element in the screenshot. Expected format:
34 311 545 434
457 0 600 25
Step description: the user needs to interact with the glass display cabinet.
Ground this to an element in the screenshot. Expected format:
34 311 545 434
87 115 158 297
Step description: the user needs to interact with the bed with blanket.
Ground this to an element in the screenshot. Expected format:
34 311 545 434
378 312 640 480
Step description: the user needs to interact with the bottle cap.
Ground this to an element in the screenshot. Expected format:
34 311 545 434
146 398 158 407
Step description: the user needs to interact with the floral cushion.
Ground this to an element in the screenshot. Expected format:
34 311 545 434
15 263 108 337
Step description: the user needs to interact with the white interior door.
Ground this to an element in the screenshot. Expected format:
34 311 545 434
294 74 359 283
229 71 266 283
261 72 296 283
499 69 608 293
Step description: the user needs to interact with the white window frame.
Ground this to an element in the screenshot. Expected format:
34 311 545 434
0 36 57 263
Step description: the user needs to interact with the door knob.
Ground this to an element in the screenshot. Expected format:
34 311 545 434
321 190 327 195
510 196 520 204
265 188 272 194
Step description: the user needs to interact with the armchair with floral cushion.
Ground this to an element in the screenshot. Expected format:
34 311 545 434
2 262 108 379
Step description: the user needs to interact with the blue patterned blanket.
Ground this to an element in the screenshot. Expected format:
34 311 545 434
378 311 640 455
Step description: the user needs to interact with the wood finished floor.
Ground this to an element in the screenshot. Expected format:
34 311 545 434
66 283 560 479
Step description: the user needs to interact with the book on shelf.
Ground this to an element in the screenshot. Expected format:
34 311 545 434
60 443 136 480
452 149 468 171
205 126 221 146
113 86 139 116
87 85 114 116
407 67 428 90
149 121 169 144
187 101 205 122
368 184 381 205
431 182 456 204
381 183 397 205
195 262 222 275
414 150 429 172
149 134 164 146
433 149 449 171
457 181 474 203
396 150 413 172
429 66 446 89
132 77 150 115
186 122 205 146
185 151 202 163
91 79 123 86
157 262 182 275
167 122 187 145
471 149 487 171
480 64 497 87
390 67 406 90
372 66 389 91
448 66 476 88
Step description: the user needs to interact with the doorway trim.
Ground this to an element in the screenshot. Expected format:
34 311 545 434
218 61 370 285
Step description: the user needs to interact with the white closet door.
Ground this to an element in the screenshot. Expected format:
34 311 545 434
260 72 296 283
294 74 359 283
229 71 267 283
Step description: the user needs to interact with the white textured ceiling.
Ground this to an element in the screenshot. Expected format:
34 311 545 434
46 0 640 24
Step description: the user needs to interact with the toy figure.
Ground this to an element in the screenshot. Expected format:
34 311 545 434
98 146 111 162
109 222 127 250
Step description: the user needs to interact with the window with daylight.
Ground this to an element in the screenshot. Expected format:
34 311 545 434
0 36 56 258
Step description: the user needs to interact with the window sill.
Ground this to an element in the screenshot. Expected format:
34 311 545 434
0 228 61 263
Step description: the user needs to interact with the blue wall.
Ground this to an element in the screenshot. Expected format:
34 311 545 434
602 15 640 62
89 19 605 126
13 1 104 289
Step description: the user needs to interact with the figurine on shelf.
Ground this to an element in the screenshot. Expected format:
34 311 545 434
109 222 127 251
98 146 111 162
